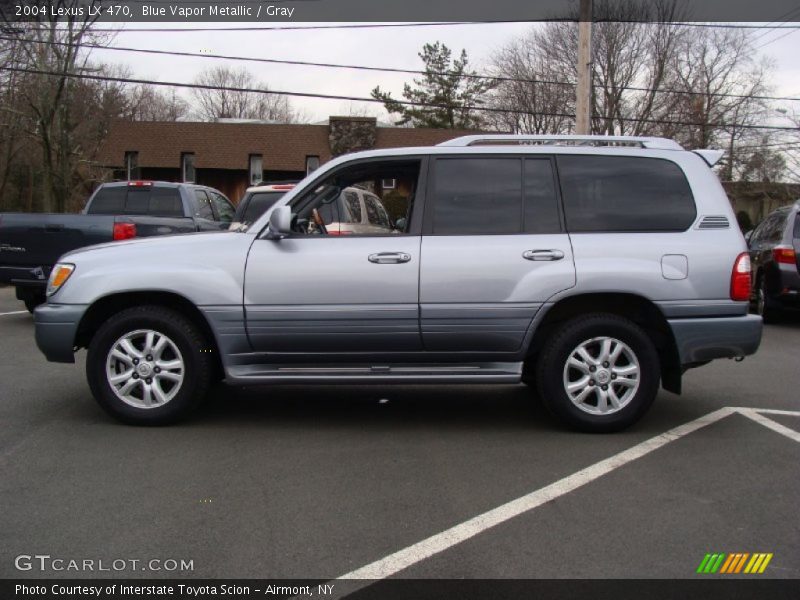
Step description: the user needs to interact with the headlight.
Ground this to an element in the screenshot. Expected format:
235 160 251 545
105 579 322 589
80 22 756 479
46 263 75 297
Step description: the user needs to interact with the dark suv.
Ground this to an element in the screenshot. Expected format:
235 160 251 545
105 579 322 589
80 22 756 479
747 201 800 321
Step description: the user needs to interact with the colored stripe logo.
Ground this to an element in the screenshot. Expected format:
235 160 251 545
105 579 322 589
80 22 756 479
697 553 773 574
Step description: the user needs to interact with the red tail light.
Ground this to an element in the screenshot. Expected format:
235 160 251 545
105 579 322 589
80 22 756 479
730 252 751 301
113 222 136 241
127 181 152 187
773 246 797 265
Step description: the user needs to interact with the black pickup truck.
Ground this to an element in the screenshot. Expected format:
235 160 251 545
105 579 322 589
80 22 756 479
0 181 235 311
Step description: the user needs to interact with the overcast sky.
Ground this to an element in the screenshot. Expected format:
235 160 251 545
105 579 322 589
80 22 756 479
86 22 800 125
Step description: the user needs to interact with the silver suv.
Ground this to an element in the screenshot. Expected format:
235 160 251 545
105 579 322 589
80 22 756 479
34 135 762 431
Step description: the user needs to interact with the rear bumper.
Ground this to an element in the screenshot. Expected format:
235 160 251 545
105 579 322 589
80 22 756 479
34 303 88 363
668 315 763 365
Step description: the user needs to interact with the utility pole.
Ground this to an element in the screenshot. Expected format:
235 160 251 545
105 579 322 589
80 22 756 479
575 0 593 134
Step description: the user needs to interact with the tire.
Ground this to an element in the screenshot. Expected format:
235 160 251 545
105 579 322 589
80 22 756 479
535 314 660 433
24 298 41 314
86 305 213 425
754 274 779 324
21 289 45 314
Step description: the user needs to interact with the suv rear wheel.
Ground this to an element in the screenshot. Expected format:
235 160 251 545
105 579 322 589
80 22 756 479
86 305 212 425
535 314 660 432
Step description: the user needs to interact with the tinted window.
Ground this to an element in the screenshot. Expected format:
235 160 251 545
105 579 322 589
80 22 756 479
558 156 696 232
240 192 284 224
433 158 522 234
794 215 800 239
210 192 235 223
87 186 183 217
194 190 214 220
87 186 127 214
148 187 183 217
524 159 561 233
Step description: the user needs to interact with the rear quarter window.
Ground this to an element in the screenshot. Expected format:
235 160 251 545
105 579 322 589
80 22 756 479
557 156 696 232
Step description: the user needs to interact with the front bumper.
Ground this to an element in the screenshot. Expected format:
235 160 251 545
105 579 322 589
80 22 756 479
34 303 88 363
668 314 763 365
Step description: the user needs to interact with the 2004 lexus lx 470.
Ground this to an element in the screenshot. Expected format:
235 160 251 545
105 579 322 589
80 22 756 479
34 135 762 431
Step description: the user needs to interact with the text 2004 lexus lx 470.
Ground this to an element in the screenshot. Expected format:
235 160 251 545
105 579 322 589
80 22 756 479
34 135 762 432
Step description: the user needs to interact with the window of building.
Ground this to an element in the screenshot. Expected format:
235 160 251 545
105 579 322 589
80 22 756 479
182 153 196 183
557 156 696 232
124 151 139 180
432 158 522 235
306 155 320 175
249 155 263 186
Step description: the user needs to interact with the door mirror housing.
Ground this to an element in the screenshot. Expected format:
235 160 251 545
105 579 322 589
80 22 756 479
267 205 292 239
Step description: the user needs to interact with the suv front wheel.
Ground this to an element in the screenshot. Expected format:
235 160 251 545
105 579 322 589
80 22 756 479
535 314 660 432
86 305 213 425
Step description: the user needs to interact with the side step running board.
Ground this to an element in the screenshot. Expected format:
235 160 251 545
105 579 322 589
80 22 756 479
225 362 523 384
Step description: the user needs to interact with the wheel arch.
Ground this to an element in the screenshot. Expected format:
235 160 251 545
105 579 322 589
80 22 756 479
75 291 223 379
525 292 682 394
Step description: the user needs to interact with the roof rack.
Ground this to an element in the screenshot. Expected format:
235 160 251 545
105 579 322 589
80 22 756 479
437 134 684 151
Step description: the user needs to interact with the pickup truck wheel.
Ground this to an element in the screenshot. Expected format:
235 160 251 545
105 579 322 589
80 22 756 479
536 314 660 433
86 306 212 425
24 298 41 314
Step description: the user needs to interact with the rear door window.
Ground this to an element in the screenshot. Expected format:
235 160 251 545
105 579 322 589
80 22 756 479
557 156 696 232
524 159 561 233
793 214 800 239
431 158 522 235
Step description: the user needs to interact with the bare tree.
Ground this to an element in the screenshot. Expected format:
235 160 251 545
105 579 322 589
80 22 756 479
190 66 298 123
125 85 189 122
9 4 111 212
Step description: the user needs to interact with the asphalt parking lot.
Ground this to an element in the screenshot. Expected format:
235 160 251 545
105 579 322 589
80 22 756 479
1 285 798 583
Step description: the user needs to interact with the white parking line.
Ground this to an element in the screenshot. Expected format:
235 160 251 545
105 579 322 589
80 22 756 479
333 406 800 587
337 407 736 581
737 408 800 443
0 310 27 316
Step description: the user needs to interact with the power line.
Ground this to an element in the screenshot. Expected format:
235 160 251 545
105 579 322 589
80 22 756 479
20 21 522 34
14 22 800 34
4 34 800 103
3 64 799 131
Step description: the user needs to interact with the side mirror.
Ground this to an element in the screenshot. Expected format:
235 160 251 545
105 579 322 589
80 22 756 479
267 205 292 239
394 217 407 231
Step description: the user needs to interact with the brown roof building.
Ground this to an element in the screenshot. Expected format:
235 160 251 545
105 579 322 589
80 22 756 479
97 117 478 202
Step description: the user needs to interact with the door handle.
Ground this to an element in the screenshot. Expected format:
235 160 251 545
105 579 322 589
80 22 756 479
523 249 565 261
368 252 411 264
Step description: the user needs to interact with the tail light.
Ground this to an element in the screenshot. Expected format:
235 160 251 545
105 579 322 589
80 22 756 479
113 222 136 241
127 181 152 187
730 252 751 301
773 246 797 265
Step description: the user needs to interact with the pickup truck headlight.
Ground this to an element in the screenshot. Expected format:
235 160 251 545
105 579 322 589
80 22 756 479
46 263 75 297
